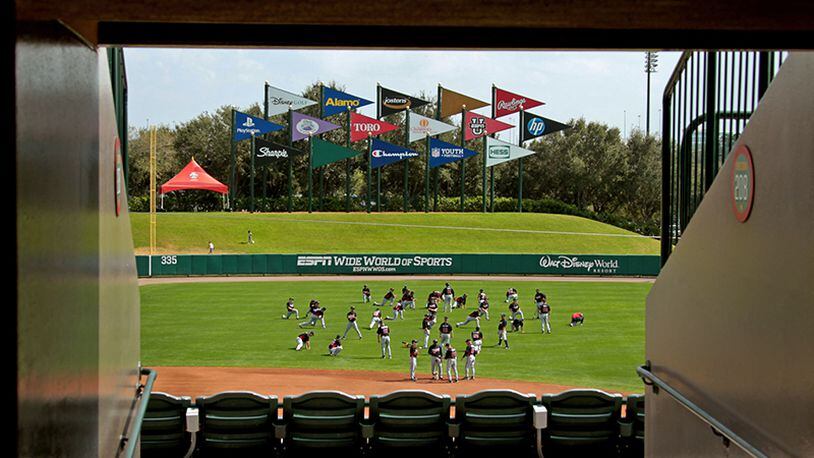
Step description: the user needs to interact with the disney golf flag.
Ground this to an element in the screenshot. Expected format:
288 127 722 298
322 87 373 117
428 137 479 168
291 112 341 142
265 85 317 116
485 136 536 167
370 138 419 168
233 111 283 141
520 112 571 142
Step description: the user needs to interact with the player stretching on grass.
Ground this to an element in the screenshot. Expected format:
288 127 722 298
454 293 468 310
401 289 415 310
385 301 405 320
456 309 481 328
496 314 510 349
463 339 478 380
477 289 488 306
299 306 326 329
377 322 392 359
295 331 314 351
444 343 459 383
570 312 585 327
328 335 343 356
369 308 382 329
282 297 299 319
505 287 518 303
407 340 419 381
362 285 371 303
442 283 455 312
342 306 362 339
374 288 396 307
438 317 453 346
428 339 442 380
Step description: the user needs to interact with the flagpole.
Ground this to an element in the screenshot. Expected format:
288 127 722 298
404 108 410 212
460 106 466 213
250 133 256 213
488 83 496 213
287 106 293 213
308 134 313 213
425 134 430 213
318 84 324 212
376 83 382 213
367 134 372 214
346 107 352 212
518 106 524 214
229 108 237 210
263 82 270 201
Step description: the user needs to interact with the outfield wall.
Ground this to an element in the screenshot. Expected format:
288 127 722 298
136 253 660 277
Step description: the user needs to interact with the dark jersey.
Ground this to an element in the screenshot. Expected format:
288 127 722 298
286 301 295 311
480 301 489 309
394 303 404 311
422 318 432 330
509 303 520 312
328 339 341 349
427 303 438 314
513 318 524 328
428 345 442 358
471 331 483 340
401 293 411 302
384 291 395 299
498 319 508 331
362 287 371 296
455 296 466 305
464 344 477 357
298 333 310 342
439 323 453 335
468 310 480 318
540 303 551 314
443 286 454 295
409 345 418 358
347 311 357 322
377 325 391 336
444 348 457 359
535 292 546 303
314 309 325 318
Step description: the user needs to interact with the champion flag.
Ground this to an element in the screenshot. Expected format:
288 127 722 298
408 112 456 143
485 137 536 167
266 85 317 116
493 87 545 118
253 138 303 167
322 87 373 117
520 112 571 142
291 112 341 142
378 86 431 117
428 137 479 168
439 87 489 118
233 111 284 141
370 138 419 169
464 111 513 140
350 112 399 142
311 137 362 169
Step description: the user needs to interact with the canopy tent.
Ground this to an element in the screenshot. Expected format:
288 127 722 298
159 158 229 209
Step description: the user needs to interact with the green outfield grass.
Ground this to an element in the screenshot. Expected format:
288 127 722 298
141 279 648 392
131 212 659 255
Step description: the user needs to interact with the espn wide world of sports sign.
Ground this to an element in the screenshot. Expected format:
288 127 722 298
136 254 660 277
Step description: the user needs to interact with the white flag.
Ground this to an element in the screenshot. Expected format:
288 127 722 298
485 136 536 167
266 85 317 116
408 112 457 143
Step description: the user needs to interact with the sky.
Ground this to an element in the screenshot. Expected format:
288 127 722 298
125 49 679 141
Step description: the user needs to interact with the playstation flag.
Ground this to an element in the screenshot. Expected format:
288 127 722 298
370 138 419 169
233 111 284 141
350 112 399 142
428 137 479 168
493 87 544 118
253 138 303 167
439 87 489 119
322 87 374 117
464 111 513 140
378 86 431 118
520 112 571 143
291 112 341 142
266 85 317 116
408 112 456 143
485 136 536 167
311 137 362 169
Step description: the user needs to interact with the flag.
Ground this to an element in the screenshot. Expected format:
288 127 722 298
291 112 340 142
428 137 479 168
234 111 283 141
485 137 536 167
311 137 362 169
408 112 456 143
266 85 317 116
350 112 399 142
322 87 373 117
494 87 544 118
520 112 571 142
370 138 419 169
439 87 489 118
378 86 430 117
464 111 513 140
253 138 303 167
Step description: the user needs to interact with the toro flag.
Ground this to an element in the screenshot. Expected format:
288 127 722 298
439 87 489 118
428 137 479 168
408 112 456 143
464 111 513 140
234 111 284 141
266 85 317 116
485 136 536 167
370 138 419 169
520 112 571 142
311 137 362 169
291 112 340 142
378 86 430 117
350 112 399 142
494 87 544 118
253 138 303 167
322 87 373 117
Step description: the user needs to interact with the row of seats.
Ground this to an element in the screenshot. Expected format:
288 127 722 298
142 389 644 457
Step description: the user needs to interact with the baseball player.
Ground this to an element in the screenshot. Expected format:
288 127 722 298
477 289 488 306
304 299 318 318
463 339 478 380
385 301 405 321
427 290 443 307
362 285 371 303
281 297 299 319
374 288 396 307
497 314 510 349
444 343 459 383
505 287 519 303
421 314 433 348
532 289 546 321
454 293 468 310
342 306 363 339
426 298 439 318
508 300 524 321
377 322 392 359
537 294 552 334
369 308 383 329
295 331 314 351
570 312 585 327
471 327 483 353
407 339 419 381
299 306 326 329
456 309 481 328
401 289 416 310
511 315 525 333
478 299 490 321
328 335 343 356
438 317 453 346
428 339 442 380
441 283 455 312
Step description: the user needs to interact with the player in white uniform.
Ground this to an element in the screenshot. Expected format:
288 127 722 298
369 309 383 329
377 323 392 359
536 291 551 334
463 339 478 380
470 327 483 353
342 306 363 339
478 299 490 321
281 297 299 319
441 283 455 312
407 340 419 381
295 331 314 351
428 339 443 380
421 314 433 348
505 287 518 303
362 285 371 303
444 344 459 383
438 317 453 346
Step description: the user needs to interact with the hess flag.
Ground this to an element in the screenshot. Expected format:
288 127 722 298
520 112 571 142
485 136 536 167
439 87 489 119
322 87 373 117
378 86 430 118
428 137 479 168
464 111 513 140
291 112 340 142
311 137 362 169
234 111 284 141
253 138 303 166
408 112 456 143
266 85 317 116
370 138 419 169
350 112 399 142
493 87 544 118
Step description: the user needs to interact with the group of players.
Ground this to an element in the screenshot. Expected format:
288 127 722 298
285 283 585 383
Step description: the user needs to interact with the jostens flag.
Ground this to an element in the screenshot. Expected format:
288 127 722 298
408 112 456 143
266 85 317 116
311 137 362 169
253 138 303 167
485 136 536 167
234 111 284 141
350 112 399 142
322 87 374 117
520 111 571 142
464 111 513 140
493 87 545 118
378 86 431 118
370 138 419 169
439 87 489 118
291 112 341 142
428 137 479 168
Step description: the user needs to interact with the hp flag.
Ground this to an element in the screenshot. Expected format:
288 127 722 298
485 136 536 167
520 112 571 142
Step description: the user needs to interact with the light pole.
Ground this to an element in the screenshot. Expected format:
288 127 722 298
645 51 659 135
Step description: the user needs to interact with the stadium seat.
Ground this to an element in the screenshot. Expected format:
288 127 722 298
366 390 452 457
280 391 365 455
195 391 278 456
620 394 644 456
454 390 537 457
141 392 193 457
540 389 623 456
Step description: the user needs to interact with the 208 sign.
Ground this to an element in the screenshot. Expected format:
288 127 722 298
730 144 755 223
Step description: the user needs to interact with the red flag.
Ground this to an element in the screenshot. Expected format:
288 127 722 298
494 88 544 118
464 111 513 140
350 112 399 142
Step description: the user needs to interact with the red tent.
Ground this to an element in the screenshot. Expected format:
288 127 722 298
160 157 228 195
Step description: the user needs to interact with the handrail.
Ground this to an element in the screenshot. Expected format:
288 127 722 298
636 364 767 458
118 367 157 458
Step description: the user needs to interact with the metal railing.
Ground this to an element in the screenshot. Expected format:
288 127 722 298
117 367 157 458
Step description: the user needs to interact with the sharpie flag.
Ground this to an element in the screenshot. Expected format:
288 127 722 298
428 137 479 168
233 111 284 141
311 137 362 169
291 112 340 142
266 85 317 116
439 87 489 118
485 136 536 167
493 87 544 118
408 112 456 143
464 111 513 140
253 138 303 167
322 87 373 117
370 138 419 169
350 112 399 142
378 86 431 118
520 111 571 142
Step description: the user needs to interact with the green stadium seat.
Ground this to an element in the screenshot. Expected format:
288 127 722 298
366 390 451 456
195 391 277 456
454 390 537 456
540 389 623 456
281 391 365 455
141 392 192 457
620 394 644 457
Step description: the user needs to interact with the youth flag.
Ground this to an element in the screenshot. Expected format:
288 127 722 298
439 87 489 118
253 138 303 167
464 111 513 140
311 137 362 169
428 137 479 168
370 138 419 169
378 86 430 117
520 112 571 142
494 87 544 118
291 112 340 142
266 85 317 116
350 112 399 142
408 112 456 143
234 111 283 141
485 136 536 167
322 87 373 117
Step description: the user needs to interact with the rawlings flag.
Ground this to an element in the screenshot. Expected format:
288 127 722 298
350 112 399 142
370 138 419 169
253 138 303 166
322 87 373 117
266 85 317 116
234 111 284 141
485 136 536 167
408 112 456 143
464 111 513 140
378 86 431 117
428 137 479 168
520 112 571 142
311 137 362 169
439 87 489 118
494 87 545 118
291 112 341 142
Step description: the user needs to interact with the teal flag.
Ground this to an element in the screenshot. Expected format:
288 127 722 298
311 137 362 169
